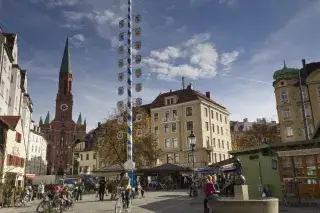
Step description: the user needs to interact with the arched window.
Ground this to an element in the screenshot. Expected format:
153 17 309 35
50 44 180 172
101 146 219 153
64 80 67 94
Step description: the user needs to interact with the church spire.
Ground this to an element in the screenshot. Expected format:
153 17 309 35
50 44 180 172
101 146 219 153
84 118 87 126
45 111 50 124
39 116 43 126
77 112 82 125
59 37 72 73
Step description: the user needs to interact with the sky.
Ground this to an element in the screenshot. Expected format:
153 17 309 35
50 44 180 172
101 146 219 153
0 0 319 131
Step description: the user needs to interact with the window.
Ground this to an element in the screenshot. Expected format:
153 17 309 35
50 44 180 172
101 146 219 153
86 154 89 160
221 127 223 135
219 154 222 162
174 153 179 163
226 129 228 136
205 122 209 131
171 123 177 132
165 138 170 148
220 114 222 122
164 124 169 133
186 121 193 131
16 132 22 143
222 140 224 149
227 141 229 150
217 125 220 134
302 88 308 99
280 92 288 102
154 126 159 135
212 124 215 132
216 112 218 120
204 108 208 117
285 126 293 137
218 139 221 148
283 109 291 118
165 111 170 121
186 107 193 116
211 110 214 119
214 153 217 163
154 113 158 122
80 154 83 160
225 116 227 124
213 138 216 147
166 153 172 163
165 97 175 105
172 110 177 118
171 138 177 147
93 153 97 159
206 136 210 146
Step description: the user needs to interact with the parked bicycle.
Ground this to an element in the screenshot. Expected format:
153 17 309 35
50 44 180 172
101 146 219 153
36 192 61 213
14 191 30 207
114 187 133 213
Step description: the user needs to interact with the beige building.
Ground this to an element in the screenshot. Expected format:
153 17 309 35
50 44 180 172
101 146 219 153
73 141 99 174
150 84 232 168
273 60 320 142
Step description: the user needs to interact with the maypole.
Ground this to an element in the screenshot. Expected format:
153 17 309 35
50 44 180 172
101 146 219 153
117 0 142 187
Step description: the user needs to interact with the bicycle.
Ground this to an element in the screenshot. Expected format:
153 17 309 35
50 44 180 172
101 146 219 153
114 187 133 213
36 192 61 213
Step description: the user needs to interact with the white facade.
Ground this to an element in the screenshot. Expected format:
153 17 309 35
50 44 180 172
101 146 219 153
26 122 47 175
0 31 34 185
1 117 26 186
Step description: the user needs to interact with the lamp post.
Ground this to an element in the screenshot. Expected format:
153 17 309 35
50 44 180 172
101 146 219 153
188 131 196 176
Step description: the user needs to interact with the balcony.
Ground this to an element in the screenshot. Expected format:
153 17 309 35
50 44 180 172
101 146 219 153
206 142 213 150
162 116 179 123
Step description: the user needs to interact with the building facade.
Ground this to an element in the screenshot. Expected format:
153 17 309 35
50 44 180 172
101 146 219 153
150 84 232 168
273 61 320 142
39 38 86 175
0 30 33 186
26 122 47 176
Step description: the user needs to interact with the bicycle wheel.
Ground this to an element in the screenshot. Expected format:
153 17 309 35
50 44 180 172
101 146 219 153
14 197 23 207
36 201 50 213
115 196 123 213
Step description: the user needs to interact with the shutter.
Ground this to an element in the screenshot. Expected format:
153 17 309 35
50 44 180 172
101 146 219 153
15 132 18 141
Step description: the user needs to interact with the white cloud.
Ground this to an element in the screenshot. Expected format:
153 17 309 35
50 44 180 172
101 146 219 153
144 33 240 80
70 34 85 47
218 0 237 7
30 0 80 7
165 17 175 26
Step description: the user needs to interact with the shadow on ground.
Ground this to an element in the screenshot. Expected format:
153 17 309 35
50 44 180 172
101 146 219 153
139 197 190 211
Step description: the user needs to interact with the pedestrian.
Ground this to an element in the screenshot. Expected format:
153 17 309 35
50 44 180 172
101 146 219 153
76 178 84 201
98 177 106 201
38 182 45 199
203 176 219 213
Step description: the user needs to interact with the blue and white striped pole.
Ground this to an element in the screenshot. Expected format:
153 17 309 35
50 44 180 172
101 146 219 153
127 0 134 187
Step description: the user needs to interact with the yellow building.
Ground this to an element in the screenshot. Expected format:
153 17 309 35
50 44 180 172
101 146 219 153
273 60 320 142
150 84 232 168
73 141 100 174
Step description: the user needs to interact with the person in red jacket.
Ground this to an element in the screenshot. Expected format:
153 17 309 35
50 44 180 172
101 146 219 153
203 176 219 213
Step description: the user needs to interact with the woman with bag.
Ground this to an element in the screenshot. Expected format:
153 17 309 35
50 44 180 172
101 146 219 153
203 176 219 213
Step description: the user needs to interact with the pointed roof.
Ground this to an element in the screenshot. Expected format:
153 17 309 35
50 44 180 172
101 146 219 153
39 116 43 125
59 37 72 73
84 118 87 126
77 113 82 125
0 116 21 130
44 111 50 124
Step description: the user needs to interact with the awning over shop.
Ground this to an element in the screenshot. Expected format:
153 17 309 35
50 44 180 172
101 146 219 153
138 163 192 174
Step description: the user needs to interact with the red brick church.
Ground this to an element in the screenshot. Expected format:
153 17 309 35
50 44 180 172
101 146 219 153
40 38 86 175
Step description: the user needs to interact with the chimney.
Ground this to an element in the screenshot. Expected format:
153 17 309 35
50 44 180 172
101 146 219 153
98 122 101 128
182 77 185 89
243 118 248 122
205 91 210 98
170 89 172 92
187 83 192 90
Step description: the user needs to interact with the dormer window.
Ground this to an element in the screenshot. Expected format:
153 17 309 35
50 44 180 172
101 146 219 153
165 96 177 105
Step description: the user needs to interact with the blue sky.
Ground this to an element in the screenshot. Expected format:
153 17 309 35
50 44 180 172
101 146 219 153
0 0 319 131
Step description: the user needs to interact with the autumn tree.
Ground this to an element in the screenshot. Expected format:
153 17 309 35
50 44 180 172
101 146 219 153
232 123 281 150
93 107 161 168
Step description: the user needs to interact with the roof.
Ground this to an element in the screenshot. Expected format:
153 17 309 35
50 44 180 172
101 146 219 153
229 139 320 155
150 86 226 110
0 116 20 130
148 163 192 172
273 61 299 82
59 37 72 73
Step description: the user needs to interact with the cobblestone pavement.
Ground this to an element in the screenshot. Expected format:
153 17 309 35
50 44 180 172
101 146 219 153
0 190 319 213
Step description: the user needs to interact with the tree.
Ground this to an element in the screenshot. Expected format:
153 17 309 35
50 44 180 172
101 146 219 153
232 123 281 150
93 107 161 168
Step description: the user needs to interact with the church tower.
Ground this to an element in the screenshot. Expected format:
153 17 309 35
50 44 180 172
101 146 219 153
40 37 86 175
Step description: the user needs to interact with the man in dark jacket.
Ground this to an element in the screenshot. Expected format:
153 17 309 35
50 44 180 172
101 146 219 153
76 179 85 201
98 177 106 201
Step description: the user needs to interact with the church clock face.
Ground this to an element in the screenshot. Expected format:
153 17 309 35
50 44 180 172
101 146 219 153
60 104 68 111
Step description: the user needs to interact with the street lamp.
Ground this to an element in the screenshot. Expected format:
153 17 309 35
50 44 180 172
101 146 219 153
188 131 196 172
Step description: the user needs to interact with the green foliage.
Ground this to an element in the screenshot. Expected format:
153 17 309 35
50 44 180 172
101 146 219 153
93 108 161 168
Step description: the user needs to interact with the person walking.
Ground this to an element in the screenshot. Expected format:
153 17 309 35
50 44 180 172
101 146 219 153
76 178 84 201
203 176 219 213
98 177 106 201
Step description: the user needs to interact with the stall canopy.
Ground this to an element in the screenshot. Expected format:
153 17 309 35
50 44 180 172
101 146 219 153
138 163 192 174
91 164 126 176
